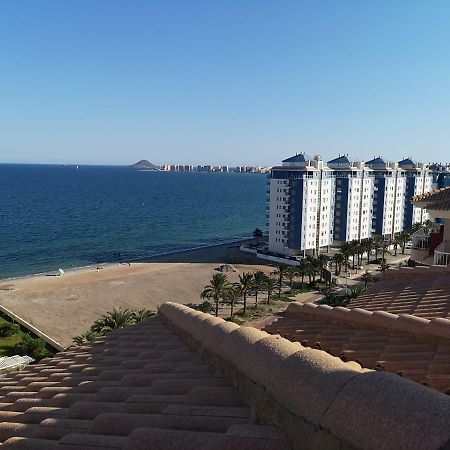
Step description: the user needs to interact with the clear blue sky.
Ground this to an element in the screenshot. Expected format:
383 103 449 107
1 1 450 166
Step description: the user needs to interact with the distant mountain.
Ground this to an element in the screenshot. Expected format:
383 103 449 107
129 160 159 170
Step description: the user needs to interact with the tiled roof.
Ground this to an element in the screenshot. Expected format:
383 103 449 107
1 303 450 449
348 267 450 319
426 199 450 211
263 302 450 392
412 186 450 205
0 315 290 449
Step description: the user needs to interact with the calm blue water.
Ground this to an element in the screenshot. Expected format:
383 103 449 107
0 165 267 279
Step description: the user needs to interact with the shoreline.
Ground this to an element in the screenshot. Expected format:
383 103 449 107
0 236 254 284
0 237 269 347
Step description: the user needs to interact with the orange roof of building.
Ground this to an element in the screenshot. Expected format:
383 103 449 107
263 302 450 393
1 302 450 449
0 315 290 450
348 267 450 319
412 186 450 205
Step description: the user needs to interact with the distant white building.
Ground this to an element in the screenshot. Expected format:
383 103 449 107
268 154 335 256
267 153 434 256
398 158 433 229
365 157 407 239
327 155 374 243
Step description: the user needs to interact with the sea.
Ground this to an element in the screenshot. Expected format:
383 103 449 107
0 164 267 280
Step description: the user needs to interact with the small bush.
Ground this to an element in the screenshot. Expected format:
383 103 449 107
14 335 50 360
197 301 213 313
319 294 349 307
0 322 20 337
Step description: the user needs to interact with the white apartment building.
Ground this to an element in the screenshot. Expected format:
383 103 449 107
365 157 407 239
268 154 334 256
398 158 433 229
327 156 374 243
267 154 434 256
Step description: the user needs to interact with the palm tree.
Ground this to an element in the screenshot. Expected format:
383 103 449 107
392 235 402 256
361 270 374 289
411 222 422 234
239 272 254 313
201 273 231 317
347 285 365 299
224 283 241 319
253 271 266 306
397 230 410 255
348 240 359 268
423 219 435 232
362 238 374 264
272 264 289 298
356 241 365 266
339 242 352 272
91 308 134 334
253 228 264 246
381 240 390 260
316 253 329 281
304 256 320 284
73 330 101 345
284 267 297 287
373 235 383 260
131 309 156 322
333 253 344 276
296 259 308 287
264 276 277 304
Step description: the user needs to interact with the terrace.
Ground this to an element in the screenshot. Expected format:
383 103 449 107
411 187 450 266
434 241 450 266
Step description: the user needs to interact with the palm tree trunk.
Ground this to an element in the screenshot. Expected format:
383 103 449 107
255 290 258 306
267 292 271 305
215 297 219 317
243 293 247 313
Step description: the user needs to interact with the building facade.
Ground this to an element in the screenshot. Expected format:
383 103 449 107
268 154 335 256
327 156 374 243
268 153 435 256
365 157 407 239
398 158 433 229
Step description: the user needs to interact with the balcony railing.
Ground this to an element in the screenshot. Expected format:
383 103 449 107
411 228 430 250
434 242 450 266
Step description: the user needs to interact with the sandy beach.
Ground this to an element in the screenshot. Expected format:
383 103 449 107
0 241 273 348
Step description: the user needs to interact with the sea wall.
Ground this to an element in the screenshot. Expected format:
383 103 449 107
159 302 450 450
239 245 300 266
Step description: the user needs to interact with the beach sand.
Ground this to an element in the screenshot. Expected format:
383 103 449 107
0 241 273 348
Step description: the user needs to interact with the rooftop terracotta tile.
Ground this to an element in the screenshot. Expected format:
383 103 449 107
264 300 450 392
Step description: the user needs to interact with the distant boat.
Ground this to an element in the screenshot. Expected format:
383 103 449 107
76 165 79 170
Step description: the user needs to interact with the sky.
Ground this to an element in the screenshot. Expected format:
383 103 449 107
1 1 450 166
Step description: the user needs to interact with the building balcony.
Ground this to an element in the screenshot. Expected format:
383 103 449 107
434 241 450 266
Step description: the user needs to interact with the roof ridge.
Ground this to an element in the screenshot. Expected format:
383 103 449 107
159 303 450 450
